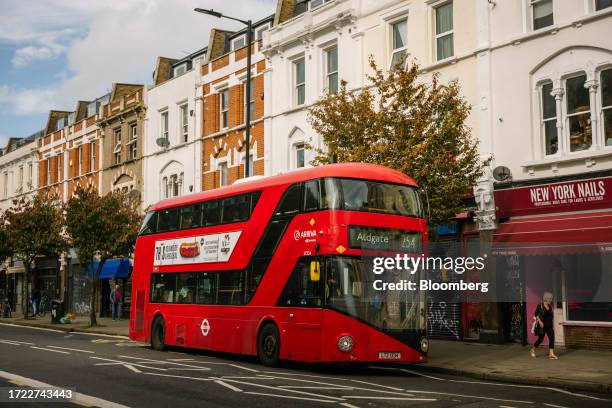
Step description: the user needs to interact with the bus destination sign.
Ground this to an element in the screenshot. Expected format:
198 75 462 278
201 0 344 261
348 226 422 253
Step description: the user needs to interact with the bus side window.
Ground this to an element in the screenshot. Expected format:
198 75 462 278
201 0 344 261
204 200 221 226
158 208 179 232
221 194 250 224
303 180 319 212
275 183 303 216
218 270 244 305
140 211 157 235
151 273 177 303
321 178 341 210
180 205 201 229
176 273 196 304
196 272 217 304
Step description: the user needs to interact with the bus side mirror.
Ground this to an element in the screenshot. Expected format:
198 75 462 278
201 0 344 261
310 261 321 282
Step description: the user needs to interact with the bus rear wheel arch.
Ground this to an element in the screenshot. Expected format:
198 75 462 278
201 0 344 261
151 315 166 351
257 322 280 367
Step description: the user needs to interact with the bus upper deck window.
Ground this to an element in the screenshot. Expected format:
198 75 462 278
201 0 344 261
303 180 319 211
275 183 302 216
321 178 341 210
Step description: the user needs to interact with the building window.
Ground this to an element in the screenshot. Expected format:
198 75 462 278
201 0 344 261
18 166 23 191
78 146 83 176
310 0 331 10
596 0 612 11
28 163 32 189
566 74 591 152
57 153 61 180
601 68 612 146
220 90 229 129
162 176 168 199
325 46 338 94
541 82 558 155
255 23 271 40
129 123 138 160
531 0 553 30
242 154 253 177
169 175 179 197
173 64 187 77
390 19 407 67
435 2 454 61
232 35 246 51
244 80 255 122
2 172 7 198
46 159 50 186
218 162 228 186
295 143 305 168
294 58 306 105
161 110 169 141
180 104 189 142
113 128 122 165
90 141 96 172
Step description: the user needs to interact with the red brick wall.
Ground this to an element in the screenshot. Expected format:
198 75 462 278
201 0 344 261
211 55 229 71
564 325 612 351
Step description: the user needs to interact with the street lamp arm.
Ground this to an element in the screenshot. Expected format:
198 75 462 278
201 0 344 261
194 8 250 26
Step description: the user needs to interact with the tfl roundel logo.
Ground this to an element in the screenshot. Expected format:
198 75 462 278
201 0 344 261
200 319 210 337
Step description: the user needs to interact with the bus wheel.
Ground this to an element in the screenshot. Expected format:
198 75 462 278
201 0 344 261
258 323 280 367
151 316 166 351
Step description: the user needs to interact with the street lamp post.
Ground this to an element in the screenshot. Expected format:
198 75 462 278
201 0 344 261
195 8 252 179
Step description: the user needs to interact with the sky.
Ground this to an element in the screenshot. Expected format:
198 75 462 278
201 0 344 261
0 0 276 146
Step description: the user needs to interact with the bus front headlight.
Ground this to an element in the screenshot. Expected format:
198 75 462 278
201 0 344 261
337 335 354 352
420 337 429 353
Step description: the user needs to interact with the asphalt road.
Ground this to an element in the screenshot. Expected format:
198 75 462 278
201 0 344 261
0 323 609 408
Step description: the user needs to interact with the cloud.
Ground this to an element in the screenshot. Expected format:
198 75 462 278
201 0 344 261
0 0 276 117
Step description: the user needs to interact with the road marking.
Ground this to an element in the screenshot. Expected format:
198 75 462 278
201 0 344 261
544 404 569 408
342 396 436 401
90 356 167 371
0 370 130 408
214 379 243 392
0 340 22 346
243 391 337 403
499 406 519 408
278 386 354 390
219 378 346 401
0 322 64 333
46 345 95 353
168 358 194 361
400 368 608 401
124 364 142 374
339 403 360 408
30 346 70 354
143 372 215 381
117 355 211 371
0 338 34 345
350 379 404 391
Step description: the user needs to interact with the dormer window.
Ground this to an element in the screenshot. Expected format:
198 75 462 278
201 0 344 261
173 63 187 77
232 35 246 51
255 23 271 40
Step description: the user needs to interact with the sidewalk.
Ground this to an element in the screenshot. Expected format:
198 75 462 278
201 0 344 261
1 316 610 394
424 340 612 394
0 315 129 337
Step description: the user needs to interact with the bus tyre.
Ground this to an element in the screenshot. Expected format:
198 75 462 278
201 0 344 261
151 316 166 351
258 323 280 367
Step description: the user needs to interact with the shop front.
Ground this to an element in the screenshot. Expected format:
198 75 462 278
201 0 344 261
494 174 612 350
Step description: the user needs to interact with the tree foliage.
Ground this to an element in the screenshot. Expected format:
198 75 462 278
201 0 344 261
3 194 67 318
65 186 142 326
308 58 489 228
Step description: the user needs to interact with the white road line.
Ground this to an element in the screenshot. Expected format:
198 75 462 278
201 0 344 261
0 338 34 345
404 388 534 405
0 370 130 408
263 375 415 397
544 404 569 408
167 358 194 361
117 355 211 371
499 406 519 408
263 371 349 381
124 364 142 374
278 386 354 390
0 322 64 333
350 379 404 391
242 391 338 403
90 356 167 371
400 368 608 401
339 403 360 408
143 372 215 381
220 377 347 401
46 345 94 353
342 396 436 401
30 346 70 354
214 380 243 392
0 340 22 346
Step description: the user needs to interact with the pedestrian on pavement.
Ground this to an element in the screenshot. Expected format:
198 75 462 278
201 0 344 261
110 283 122 321
32 288 41 317
530 291 558 359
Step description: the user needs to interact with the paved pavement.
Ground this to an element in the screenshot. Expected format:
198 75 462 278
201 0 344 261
0 323 610 408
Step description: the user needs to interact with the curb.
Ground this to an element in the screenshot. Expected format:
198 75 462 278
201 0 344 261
0 320 129 338
413 363 612 395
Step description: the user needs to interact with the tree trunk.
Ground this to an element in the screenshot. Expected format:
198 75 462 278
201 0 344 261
89 279 98 327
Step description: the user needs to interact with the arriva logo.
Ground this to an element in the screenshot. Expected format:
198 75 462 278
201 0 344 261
293 229 317 240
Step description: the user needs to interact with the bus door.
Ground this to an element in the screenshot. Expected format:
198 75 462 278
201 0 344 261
277 258 323 361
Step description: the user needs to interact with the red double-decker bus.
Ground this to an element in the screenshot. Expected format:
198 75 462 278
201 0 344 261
130 163 428 366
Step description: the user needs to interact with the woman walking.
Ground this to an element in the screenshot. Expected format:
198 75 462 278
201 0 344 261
530 291 558 359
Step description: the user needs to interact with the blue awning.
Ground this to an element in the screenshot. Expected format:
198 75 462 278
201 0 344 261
84 258 131 280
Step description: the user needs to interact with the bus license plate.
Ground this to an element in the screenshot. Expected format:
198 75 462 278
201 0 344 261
378 352 401 360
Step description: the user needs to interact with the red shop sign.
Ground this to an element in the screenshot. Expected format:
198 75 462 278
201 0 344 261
494 176 612 218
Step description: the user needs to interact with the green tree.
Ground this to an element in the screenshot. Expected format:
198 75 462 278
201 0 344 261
308 58 489 228
3 194 67 318
65 186 142 326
